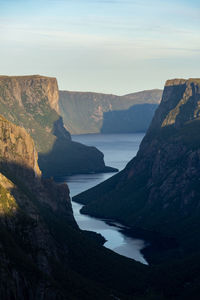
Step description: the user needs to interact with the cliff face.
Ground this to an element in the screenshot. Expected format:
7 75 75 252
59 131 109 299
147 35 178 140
0 115 41 178
0 115 76 298
74 79 200 258
0 75 116 176
0 75 59 113
0 75 60 152
59 89 162 134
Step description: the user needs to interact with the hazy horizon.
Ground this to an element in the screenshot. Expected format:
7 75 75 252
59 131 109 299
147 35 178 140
1 0 199 95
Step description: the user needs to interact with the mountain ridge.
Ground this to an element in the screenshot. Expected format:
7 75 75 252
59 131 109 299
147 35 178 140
59 89 162 134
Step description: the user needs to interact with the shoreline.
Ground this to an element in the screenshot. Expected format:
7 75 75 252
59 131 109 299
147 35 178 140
78 207 179 265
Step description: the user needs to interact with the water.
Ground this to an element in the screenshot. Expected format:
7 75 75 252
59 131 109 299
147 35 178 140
72 133 144 172
60 133 148 264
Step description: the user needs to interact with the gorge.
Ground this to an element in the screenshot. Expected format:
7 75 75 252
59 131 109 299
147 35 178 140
57 133 147 264
1 76 200 299
1 0 199 298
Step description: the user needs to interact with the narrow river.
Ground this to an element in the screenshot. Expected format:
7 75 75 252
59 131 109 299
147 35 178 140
59 133 148 264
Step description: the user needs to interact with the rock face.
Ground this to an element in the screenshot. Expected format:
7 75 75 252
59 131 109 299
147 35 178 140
0 75 116 176
101 103 158 133
74 78 200 260
59 89 162 134
0 75 59 152
0 75 60 113
0 115 76 298
0 115 41 178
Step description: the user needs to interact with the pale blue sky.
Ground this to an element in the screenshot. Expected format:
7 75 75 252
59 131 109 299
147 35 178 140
0 0 199 94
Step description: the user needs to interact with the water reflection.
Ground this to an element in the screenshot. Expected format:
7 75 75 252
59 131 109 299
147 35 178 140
72 201 148 264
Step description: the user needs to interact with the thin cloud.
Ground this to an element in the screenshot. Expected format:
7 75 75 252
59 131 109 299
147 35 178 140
0 0 199 93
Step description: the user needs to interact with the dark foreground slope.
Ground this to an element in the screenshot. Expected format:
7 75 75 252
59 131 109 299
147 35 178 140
0 75 116 177
59 89 162 134
74 78 200 262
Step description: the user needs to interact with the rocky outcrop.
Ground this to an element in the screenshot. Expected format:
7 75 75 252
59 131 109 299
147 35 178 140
0 113 75 221
59 89 162 134
0 115 41 179
0 75 116 176
73 78 200 260
0 115 76 298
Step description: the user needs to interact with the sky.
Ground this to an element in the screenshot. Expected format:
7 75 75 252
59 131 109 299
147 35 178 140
0 0 200 94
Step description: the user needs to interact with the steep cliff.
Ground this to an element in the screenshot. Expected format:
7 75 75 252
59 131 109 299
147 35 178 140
59 89 162 134
0 75 116 176
0 114 76 298
74 78 200 261
0 115 41 179
0 75 60 152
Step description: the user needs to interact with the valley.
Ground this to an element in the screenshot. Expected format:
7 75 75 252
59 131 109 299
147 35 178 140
1 0 199 298
56 133 148 264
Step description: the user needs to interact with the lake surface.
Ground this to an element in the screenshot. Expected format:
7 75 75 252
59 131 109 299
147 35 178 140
59 133 148 264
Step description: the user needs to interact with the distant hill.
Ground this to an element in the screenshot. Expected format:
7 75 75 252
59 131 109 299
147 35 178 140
124 89 162 104
59 89 162 134
101 103 158 133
